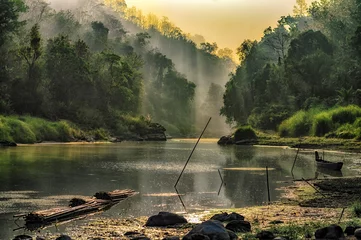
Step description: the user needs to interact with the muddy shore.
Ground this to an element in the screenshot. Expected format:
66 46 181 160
34 176 361 240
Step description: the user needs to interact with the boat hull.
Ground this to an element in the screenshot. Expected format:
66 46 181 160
316 161 343 171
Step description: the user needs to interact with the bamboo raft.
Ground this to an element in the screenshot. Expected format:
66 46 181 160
14 189 137 231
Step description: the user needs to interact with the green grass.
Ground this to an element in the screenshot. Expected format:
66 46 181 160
352 201 361 217
279 105 361 139
0 115 107 144
234 126 257 142
279 110 312 137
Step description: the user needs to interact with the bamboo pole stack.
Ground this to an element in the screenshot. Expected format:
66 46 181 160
15 189 137 231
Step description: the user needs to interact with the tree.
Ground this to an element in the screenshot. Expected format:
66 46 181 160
13 24 43 114
0 0 26 46
293 0 308 17
90 21 109 51
45 35 93 120
200 42 218 54
236 40 257 63
262 24 291 63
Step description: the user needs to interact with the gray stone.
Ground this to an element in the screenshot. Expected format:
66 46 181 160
162 237 180 240
183 220 237 240
345 226 361 236
13 235 32 240
354 228 361 239
256 231 275 240
182 234 210 240
315 225 344 239
210 212 244 222
55 236 72 240
146 212 187 227
225 220 251 233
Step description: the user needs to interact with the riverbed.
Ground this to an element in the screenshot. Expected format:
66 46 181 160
0 140 360 239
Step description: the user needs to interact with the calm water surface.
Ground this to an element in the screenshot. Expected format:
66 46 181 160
0 140 360 239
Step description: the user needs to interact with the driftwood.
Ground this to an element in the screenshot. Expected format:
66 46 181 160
15 189 137 231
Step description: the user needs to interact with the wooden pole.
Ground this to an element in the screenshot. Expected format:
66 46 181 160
291 143 301 177
302 178 327 197
266 166 271 204
218 169 224 196
338 207 346 224
174 117 212 188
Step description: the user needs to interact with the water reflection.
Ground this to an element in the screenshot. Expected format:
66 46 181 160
0 142 359 239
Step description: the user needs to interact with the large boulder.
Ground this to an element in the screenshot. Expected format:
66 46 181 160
210 212 244 222
182 220 238 240
225 220 251 233
315 225 344 239
345 226 361 236
145 212 187 227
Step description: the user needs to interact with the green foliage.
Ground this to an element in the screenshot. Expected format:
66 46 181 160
281 105 361 139
234 126 257 142
311 112 333 136
352 201 361 217
279 110 312 137
0 0 26 46
329 105 361 125
0 116 89 143
3 116 36 143
248 105 290 130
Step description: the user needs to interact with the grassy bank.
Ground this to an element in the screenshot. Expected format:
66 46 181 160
0 116 89 143
279 105 361 139
0 115 165 144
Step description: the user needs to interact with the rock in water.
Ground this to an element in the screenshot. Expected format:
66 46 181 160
217 136 234 145
145 212 187 227
182 220 238 240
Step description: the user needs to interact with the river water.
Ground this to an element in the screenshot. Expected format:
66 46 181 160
0 140 360 239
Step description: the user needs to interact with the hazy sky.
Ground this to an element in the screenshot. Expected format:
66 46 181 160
49 0 314 52
124 0 315 51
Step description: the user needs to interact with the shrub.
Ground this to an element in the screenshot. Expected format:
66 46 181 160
0 118 12 142
22 116 59 141
311 112 333 136
234 126 257 142
248 105 290 130
54 121 84 142
330 105 361 125
6 117 36 143
352 201 361 217
278 111 311 137
90 128 110 140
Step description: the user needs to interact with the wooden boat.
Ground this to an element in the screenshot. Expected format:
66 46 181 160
315 151 343 170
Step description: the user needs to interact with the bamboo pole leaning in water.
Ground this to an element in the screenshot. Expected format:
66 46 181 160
174 117 212 188
291 142 301 177
266 166 271 204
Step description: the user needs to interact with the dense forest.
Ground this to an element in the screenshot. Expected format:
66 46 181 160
221 0 361 139
2 0 361 143
0 0 233 142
